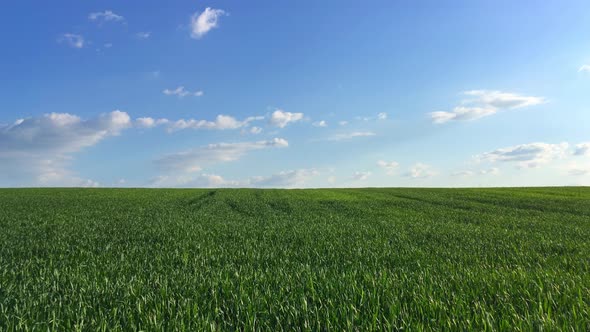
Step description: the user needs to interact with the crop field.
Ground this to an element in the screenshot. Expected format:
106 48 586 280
0 188 589 330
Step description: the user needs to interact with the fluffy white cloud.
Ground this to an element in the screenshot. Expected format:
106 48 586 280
269 109 304 128
89 10 124 23
312 120 327 127
406 163 436 179
135 117 170 129
249 126 263 134
59 34 85 48
574 142 590 156
377 112 388 120
431 90 545 124
579 65 590 73
0 111 130 154
0 111 131 186
477 142 569 168
190 7 226 39
155 138 288 173
352 171 371 181
163 86 204 98
377 160 399 175
329 132 376 141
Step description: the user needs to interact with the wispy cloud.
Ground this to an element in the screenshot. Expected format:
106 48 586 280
430 90 546 124
249 169 319 188
163 86 204 98
58 33 85 48
328 131 376 141
476 142 569 168
89 10 125 24
352 171 371 181
578 65 590 73
312 120 327 127
377 160 399 175
405 163 436 179
149 168 318 188
190 7 226 39
136 32 151 39
155 138 288 173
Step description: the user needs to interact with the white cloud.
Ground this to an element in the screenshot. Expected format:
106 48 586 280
352 171 371 181
155 138 288 173
149 173 239 188
579 65 590 73
136 32 151 39
574 142 590 156
0 111 130 154
406 163 436 179
312 120 327 127
0 111 131 186
476 142 569 168
133 114 263 132
163 86 204 98
377 112 388 120
463 90 546 109
431 90 546 124
136 117 156 128
150 168 318 188
190 7 226 39
169 115 262 131
136 117 170 129
338 121 348 126
269 109 304 128
377 160 399 175
452 167 499 177
89 10 124 23
249 169 319 188
59 34 85 48
327 176 337 184
480 167 500 175
430 106 496 124
329 131 376 141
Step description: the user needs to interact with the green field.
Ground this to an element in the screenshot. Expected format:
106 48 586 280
0 188 589 330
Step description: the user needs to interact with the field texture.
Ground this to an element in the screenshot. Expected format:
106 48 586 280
0 188 589 330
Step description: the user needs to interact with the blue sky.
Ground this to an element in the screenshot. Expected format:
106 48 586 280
1 0 590 188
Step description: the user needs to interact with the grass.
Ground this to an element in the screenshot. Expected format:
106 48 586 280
0 187 589 330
